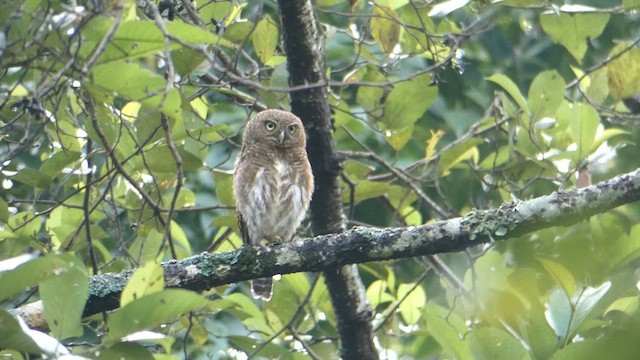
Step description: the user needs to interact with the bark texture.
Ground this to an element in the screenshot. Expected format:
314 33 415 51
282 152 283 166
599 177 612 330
276 1 379 359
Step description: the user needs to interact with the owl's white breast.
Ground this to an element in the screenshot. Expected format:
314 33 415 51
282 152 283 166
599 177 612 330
243 159 310 243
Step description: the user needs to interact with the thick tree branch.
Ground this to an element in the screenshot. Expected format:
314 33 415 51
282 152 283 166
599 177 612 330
60 168 640 319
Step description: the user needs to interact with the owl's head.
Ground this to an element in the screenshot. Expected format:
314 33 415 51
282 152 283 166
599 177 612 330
244 109 307 149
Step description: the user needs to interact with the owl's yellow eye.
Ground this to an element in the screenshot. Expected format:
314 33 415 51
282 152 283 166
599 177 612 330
288 125 297 134
265 121 276 131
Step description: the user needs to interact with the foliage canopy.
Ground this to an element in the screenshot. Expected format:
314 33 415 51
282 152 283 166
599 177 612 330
1 0 640 359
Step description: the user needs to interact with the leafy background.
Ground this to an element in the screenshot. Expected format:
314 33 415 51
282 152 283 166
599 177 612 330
1 0 640 359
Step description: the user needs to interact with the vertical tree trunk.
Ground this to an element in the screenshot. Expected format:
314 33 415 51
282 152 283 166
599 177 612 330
276 1 379 359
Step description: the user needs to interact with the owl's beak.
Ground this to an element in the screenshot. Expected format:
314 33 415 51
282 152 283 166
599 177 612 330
277 130 286 144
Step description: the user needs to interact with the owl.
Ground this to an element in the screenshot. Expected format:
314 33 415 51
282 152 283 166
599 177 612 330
233 109 314 301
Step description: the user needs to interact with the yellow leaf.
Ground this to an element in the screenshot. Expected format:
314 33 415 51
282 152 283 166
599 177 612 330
607 43 640 100
425 129 445 161
370 7 401 54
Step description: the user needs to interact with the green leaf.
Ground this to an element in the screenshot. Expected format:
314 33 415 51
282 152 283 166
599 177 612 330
356 66 386 116
0 254 79 301
623 0 640 9
40 267 88 339
90 61 182 121
46 204 84 250
7 211 41 242
397 283 426 325
370 7 402 54
7 168 51 189
251 16 279 64
213 170 234 206
590 128 629 154
0 310 41 354
382 125 414 151
376 0 409 9
545 282 611 341
550 334 640 360
382 73 437 130
438 138 483 176
570 282 611 336
400 205 422 226
141 146 204 173
121 262 164 307
487 73 529 115
424 303 473 360
366 280 395 308
606 43 640 100
96 19 234 64
528 70 565 120
567 102 599 161
539 258 577 298
0 197 8 222
342 180 391 203
608 223 640 270
540 11 610 62
467 328 529 360
39 151 81 178
173 46 206 77
98 342 155 360
104 289 212 344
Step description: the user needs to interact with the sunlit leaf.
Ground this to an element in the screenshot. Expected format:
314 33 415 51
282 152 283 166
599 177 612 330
121 262 165 307
539 258 577 298
397 283 426 325
90 61 183 121
606 43 640 100
540 11 609 62
366 280 395 308
141 146 204 173
251 15 279 64
382 73 437 130
438 138 483 176
425 129 445 162
104 289 212 344
382 125 414 151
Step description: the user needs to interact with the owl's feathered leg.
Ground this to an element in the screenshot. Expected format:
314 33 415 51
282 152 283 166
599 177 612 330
252 277 273 301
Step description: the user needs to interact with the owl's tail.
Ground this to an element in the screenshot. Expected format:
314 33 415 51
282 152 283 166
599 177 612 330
252 277 273 301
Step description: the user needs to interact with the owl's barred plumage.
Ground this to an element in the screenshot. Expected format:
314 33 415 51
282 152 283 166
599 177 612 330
233 109 314 301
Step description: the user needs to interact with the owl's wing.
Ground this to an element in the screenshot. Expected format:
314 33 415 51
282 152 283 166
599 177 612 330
237 212 251 246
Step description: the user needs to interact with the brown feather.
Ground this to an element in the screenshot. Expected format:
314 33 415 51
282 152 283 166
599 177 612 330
233 109 314 301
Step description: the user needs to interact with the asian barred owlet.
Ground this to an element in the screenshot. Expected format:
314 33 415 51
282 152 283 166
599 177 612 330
233 109 314 301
